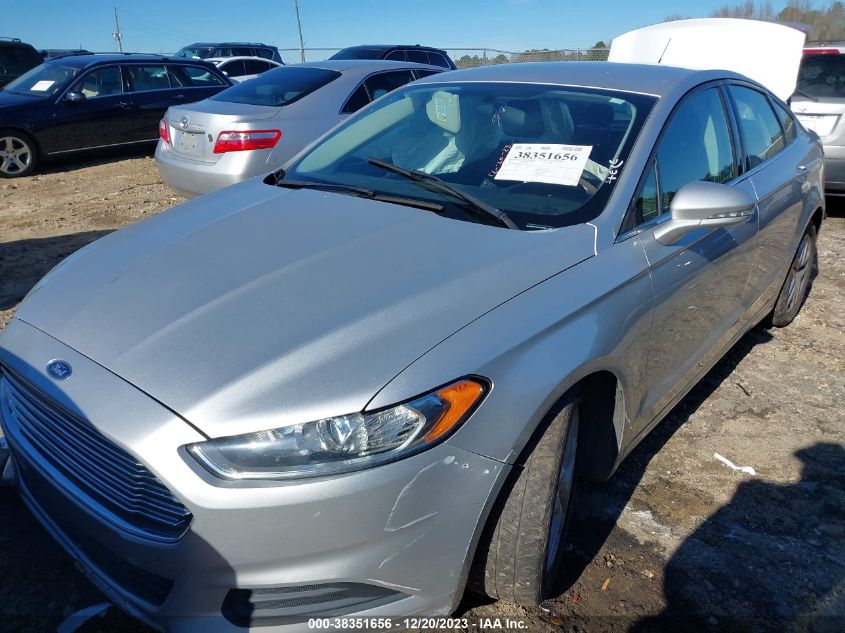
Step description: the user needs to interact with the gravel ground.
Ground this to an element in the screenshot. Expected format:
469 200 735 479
0 154 843 633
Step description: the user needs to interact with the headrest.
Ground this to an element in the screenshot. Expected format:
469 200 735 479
501 100 544 138
426 91 461 133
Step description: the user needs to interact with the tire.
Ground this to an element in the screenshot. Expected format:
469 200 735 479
469 392 580 605
771 223 817 327
0 129 38 178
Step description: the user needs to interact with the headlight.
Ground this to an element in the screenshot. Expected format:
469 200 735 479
187 378 487 481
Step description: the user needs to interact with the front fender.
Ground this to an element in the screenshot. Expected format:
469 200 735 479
366 234 654 465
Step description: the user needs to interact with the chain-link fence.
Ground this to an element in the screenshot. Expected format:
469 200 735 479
278 47 610 67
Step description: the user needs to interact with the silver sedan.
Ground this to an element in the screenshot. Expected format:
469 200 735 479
0 60 824 631
155 60 444 197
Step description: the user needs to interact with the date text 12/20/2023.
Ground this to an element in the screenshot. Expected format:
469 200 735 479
307 617 530 630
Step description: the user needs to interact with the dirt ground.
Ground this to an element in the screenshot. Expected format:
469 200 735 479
0 153 843 633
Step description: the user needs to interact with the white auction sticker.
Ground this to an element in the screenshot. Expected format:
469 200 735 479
31 80 55 91
494 143 593 186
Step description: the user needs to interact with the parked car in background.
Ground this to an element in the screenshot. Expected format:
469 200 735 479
0 54 231 177
40 49 94 60
155 59 443 196
207 56 282 82
0 14 824 627
175 42 283 64
330 44 457 69
0 38 42 88
791 47 845 195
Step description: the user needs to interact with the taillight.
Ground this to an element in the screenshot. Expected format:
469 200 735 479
159 117 170 144
213 130 281 154
803 48 839 55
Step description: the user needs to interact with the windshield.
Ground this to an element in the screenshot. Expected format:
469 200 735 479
210 66 341 107
3 63 80 97
797 54 845 98
286 82 656 230
330 47 384 60
176 46 214 59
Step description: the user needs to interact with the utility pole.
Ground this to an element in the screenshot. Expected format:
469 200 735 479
112 6 123 53
293 0 305 63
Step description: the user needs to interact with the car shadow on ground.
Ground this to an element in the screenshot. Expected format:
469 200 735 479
0 231 112 311
631 440 845 633
37 145 156 176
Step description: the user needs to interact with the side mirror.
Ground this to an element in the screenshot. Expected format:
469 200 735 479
64 91 86 103
654 181 755 245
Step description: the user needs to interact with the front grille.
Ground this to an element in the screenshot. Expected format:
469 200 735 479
17 454 174 606
0 367 191 543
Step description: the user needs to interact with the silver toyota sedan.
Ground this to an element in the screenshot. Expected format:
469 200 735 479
0 60 824 632
155 60 443 197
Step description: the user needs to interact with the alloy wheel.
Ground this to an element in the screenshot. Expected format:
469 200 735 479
785 233 813 313
0 136 34 176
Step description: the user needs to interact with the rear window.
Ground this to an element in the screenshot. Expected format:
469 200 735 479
180 64 227 86
797 54 845 98
210 66 340 107
330 47 385 60
0 45 42 76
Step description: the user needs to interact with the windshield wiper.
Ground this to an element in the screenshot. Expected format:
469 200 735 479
366 157 518 229
275 176 445 213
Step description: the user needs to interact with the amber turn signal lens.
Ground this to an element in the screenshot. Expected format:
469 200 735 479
423 379 486 443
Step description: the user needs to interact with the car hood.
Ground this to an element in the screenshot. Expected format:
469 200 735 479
0 90 44 113
16 180 595 438
609 18 806 101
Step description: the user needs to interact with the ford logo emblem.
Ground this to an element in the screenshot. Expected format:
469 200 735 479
47 359 72 380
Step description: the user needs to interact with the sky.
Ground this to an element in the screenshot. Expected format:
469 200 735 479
7 0 793 55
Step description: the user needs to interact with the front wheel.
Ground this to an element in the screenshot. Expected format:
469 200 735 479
771 224 817 327
469 393 580 605
0 130 38 178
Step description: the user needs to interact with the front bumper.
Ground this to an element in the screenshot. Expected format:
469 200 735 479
154 141 272 199
0 318 508 632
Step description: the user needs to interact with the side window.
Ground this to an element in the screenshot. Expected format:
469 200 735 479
165 66 187 87
406 50 430 65
385 50 406 62
255 48 273 60
342 84 370 113
771 98 797 144
728 85 786 168
428 52 451 68
635 160 660 225
243 59 270 75
232 47 252 57
363 70 415 101
75 66 123 98
656 88 736 210
182 65 227 86
221 60 247 77
127 65 172 91
414 69 442 79
213 48 233 57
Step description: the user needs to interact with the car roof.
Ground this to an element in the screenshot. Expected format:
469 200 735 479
44 53 217 68
284 59 442 73
413 61 748 98
183 42 275 48
341 44 447 52
207 56 280 63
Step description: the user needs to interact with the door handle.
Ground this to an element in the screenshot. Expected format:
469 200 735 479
114 101 131 110
174 94 185 100
797 164 808 172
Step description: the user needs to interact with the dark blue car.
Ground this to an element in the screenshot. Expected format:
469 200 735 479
0 54 232 177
